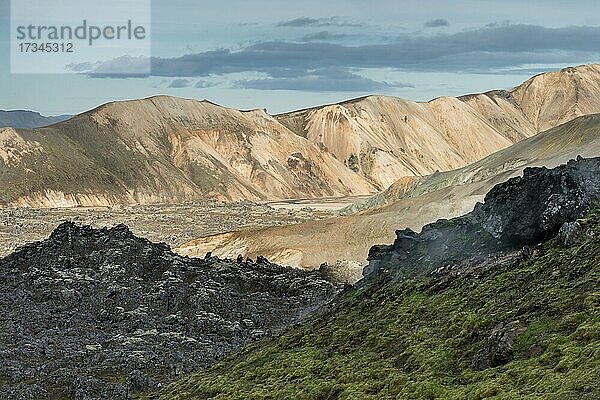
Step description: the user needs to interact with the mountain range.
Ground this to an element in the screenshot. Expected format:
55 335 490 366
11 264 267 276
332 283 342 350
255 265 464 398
176 112 600 280
0 110 70 129
3 64 600 207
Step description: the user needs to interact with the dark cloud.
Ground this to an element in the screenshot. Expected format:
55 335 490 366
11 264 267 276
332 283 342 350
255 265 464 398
168 79 191 88
234 68 413 92
299 31 351 41
150 25 600 75
277 16 364 27
73 24 600 90
277 17 320 27
424 18 450 28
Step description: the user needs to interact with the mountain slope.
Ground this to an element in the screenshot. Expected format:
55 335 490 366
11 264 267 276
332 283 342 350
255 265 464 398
511 64 600 132
276 64 600 189
0 96 375 207
177 114 600 277
277 96 511 189
154 158 600 400
0 110 70 129
276 95 515 190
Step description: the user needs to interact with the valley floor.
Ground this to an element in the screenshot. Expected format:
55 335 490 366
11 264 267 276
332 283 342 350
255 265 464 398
0 200 332 258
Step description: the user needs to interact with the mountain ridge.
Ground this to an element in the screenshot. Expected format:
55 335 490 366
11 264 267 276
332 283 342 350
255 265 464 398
0 95 375 207
0 109 71 129
3 64 600 207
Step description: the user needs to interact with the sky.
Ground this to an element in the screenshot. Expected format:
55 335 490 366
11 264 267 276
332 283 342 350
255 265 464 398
1 0 600 115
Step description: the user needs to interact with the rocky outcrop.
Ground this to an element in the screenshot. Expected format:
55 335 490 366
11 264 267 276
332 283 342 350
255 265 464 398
473 156 600 245
471 321 527 370
365 157 600 279
0 222 342 399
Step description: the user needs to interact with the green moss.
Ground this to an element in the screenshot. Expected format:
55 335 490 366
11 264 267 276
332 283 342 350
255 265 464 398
148 208 600 400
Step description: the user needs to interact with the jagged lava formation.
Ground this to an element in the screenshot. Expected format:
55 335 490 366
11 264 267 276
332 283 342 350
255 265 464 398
366 156 600 279
0 223 342 399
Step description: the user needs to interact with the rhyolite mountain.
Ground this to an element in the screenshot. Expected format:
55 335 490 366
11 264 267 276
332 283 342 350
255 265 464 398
3 64 600 207
0 222 342 399
0 97 375 207
276 64 600 188
176 113 600 280
0 110 70 129
154 157 600 400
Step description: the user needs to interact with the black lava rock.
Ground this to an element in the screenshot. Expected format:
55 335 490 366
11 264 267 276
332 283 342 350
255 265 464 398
0 222 342 399
365 157 600 279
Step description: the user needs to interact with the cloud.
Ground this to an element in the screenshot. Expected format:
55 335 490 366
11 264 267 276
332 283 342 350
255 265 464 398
72 24 600 89
424 18 450 28
194 80 218 88
277 17 320 27
66 55 150 77
234 68 412 92
299 31 351 41
171 25 600 73
168 79 191 88
277 16 364 28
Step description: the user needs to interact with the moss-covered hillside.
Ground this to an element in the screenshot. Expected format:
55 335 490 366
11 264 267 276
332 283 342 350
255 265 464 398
152 207 600 400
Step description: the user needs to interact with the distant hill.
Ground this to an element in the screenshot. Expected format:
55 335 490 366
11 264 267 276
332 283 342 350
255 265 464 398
0 96 375 207
0 110 70 129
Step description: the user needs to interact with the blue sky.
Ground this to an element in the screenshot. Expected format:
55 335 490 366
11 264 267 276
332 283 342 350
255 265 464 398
1 0 600 115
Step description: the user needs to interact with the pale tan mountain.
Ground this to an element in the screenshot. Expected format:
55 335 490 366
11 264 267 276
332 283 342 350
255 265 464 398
457 90 536 142
177 113 600 281
277 95 514 190
0 96 375 207
511 64 600 132
3 64 600 209
276 64 600 189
